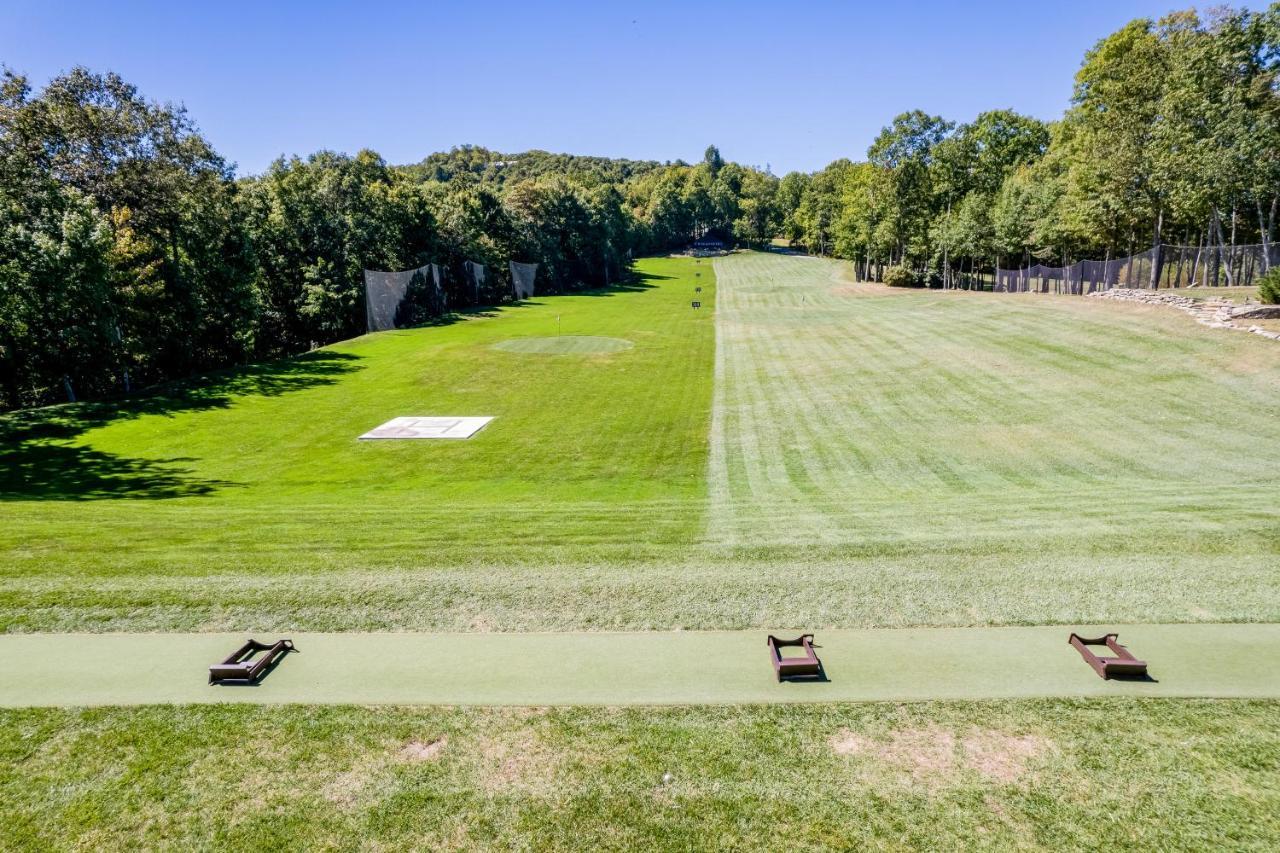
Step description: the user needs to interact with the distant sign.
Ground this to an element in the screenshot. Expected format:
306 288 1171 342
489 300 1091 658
692 301 702 309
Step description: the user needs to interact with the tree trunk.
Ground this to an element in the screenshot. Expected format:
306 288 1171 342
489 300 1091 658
1212 208 1233 287
1229 200 1238 284
943 200 951 290
1258 199 1271 272
0 339 20 410
1149 208 1164 289
1190 230 1201 287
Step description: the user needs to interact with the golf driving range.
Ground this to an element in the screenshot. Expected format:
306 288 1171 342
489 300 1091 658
2 253 1279 847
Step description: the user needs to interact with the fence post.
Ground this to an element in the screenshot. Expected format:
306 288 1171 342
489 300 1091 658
1149 243 1163 290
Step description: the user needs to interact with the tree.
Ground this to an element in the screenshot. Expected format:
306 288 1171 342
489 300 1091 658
0 67 252 399
0 181 112 405
776 172 811 244
733 168 781 246
793 160 853 255
703 144 724 176
867 111 954 269
240 149 423 350
1058 20 1167 255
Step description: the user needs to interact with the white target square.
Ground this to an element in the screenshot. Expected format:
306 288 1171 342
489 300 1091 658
358 416 494 440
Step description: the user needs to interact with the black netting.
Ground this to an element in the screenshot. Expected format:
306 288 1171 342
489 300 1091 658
365 264 431 332
510 261 538 300
464 260 486 301
994 243 1276 296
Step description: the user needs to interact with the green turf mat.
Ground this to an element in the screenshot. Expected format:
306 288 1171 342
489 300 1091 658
2 624 1276 707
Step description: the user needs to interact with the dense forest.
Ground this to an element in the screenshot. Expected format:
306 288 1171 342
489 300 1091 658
1 5 1277 409
782 6 1280 286
0 72 776 409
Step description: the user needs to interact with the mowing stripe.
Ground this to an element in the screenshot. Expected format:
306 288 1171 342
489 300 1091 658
707 252 1280 548
1 624 1276 707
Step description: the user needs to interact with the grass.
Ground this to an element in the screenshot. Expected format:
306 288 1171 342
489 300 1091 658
3 699 1278 850
0 257 714 608
1160 285 1260 303
2 252 1279 631
4 252 1280 849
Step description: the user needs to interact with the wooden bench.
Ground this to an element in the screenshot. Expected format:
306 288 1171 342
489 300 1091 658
767 634 823 682
209 638 296 684
1069 633 1148 680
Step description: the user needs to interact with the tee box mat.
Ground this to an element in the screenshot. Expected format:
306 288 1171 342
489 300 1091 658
358 416 494 440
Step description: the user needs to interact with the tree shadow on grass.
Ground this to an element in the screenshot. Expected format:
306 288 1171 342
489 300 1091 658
465 270 673 312
572 268 673 296
0 350 362 501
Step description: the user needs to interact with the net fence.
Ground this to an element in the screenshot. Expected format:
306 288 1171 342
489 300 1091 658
994 243 1279 295
365 264 429 333
510 261 538 300
1156 243 1280 289
430 263 445 311
464 260 486 301
364 263 445 332
366 257 544 332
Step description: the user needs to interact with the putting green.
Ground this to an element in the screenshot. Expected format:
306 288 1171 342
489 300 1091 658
2 624 1276 707
491 335 634 354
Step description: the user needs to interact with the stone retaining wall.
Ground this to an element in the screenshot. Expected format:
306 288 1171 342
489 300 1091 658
1088 289 1280 340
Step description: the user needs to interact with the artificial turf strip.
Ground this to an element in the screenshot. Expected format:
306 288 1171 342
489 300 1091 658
3 699 1279 850
2 624 1277 707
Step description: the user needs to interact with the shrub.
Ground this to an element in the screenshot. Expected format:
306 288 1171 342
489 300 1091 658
1258 267 1280 305
883 266 919 288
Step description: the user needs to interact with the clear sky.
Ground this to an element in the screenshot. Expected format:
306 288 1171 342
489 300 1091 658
0 0 1239 177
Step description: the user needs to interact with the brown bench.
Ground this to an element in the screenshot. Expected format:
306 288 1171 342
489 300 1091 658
209 638 296 684
1069 632 1148 680
767 634 823 682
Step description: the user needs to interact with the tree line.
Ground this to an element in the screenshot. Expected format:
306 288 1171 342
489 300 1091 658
776 6 1280 287
0 67 782 409
6 5 1275 410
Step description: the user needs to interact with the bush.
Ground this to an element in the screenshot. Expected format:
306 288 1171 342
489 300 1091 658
1258 267 1280 304
882 266 919 288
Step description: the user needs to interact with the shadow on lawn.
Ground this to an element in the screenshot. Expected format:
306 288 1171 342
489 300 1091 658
507 268 674 305
478 269 672 313
580 268 672 295
0 350 361 501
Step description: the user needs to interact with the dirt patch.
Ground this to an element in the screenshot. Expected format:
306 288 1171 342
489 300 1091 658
830 730 873 756
961 731 1052 783
830 725 956 782
321 768 370 808
399 736 447 763
474 727 562 794
321 735 449 808
831 726 1053 786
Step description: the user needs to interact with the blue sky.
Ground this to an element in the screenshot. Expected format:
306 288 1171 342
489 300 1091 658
0 1 1235 176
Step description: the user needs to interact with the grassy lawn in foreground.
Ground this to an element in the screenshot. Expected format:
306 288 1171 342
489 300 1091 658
3 700 1277 850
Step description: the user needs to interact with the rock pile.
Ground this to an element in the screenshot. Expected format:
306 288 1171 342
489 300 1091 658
1089 288 1280 340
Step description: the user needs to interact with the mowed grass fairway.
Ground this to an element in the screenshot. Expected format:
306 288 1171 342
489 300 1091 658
1 258 715 630
706 253 1280 626
2 251 1279 631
